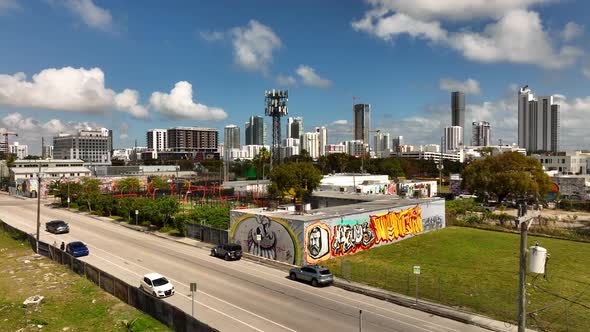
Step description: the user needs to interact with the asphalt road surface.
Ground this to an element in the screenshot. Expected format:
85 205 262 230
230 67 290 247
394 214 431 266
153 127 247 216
0 195 490 332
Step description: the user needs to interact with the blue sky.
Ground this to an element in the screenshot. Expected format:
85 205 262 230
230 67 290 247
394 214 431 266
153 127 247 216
1 0 590 153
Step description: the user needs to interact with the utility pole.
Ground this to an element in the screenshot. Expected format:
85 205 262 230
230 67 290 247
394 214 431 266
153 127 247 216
517 208 541 332
438 136 444 191
518 220 527 332
35 145 42 253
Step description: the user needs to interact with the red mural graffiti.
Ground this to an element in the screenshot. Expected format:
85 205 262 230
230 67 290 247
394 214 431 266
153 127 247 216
371 205 423 244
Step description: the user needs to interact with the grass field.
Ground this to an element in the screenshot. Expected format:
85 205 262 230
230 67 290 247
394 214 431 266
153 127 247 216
0 230 170 332
324 227 590 331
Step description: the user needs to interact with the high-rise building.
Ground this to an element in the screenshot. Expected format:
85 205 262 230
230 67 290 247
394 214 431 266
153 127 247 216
452 91 465 144
287 117 304 140
373 132 391 158
224 125 241 150
451 91 465 128
53 128 112 163
147 129 167 151
354 104 371 146
301 132 320 159
392 136 404 153
245 116 267 145
444 126 463 153
9 142 28 159
518 86 560 152
167 127 218 152
315 126 328 157
345 140 365 156
42 145 53 159
471 121 491 146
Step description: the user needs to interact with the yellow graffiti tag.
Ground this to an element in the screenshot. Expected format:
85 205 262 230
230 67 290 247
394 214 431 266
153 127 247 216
371 205 423 244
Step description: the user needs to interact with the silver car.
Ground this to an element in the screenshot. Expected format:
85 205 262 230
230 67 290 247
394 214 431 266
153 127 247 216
289 265 334 287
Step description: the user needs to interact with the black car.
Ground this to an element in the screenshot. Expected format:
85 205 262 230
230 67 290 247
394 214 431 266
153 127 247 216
211 243 242 261
45 220 69 234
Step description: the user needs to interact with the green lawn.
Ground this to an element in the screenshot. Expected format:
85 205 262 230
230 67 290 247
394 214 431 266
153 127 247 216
0 230 170 332
324 227 590 331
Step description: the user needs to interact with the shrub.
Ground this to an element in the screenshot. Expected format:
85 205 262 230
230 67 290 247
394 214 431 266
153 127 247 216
465 214 482 225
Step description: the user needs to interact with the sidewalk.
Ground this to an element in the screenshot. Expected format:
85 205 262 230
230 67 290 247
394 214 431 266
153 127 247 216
63 206 527 332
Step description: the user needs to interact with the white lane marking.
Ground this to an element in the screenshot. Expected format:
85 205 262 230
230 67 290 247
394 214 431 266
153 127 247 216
83 250 264 332
3 206 457 332
2 213 293 332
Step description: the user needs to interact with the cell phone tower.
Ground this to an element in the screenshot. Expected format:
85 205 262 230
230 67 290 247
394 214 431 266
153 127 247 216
265 89 288 167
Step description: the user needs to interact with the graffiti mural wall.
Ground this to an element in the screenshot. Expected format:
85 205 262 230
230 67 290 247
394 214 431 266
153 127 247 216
303 200 445 264
230 211 303 265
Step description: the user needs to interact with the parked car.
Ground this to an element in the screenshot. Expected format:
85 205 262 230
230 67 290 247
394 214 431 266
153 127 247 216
211 243 242 261
289 265 334 287
65 241 89 257
45 220 69 234
140 273 175 298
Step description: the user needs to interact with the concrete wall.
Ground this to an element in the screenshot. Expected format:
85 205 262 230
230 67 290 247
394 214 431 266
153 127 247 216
230 199 445 266
301 199 445 265
229 210 304 265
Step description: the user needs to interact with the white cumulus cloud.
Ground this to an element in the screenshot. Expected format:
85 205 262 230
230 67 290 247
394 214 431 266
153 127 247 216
0 67 148 118
562 22 583 41
0 0 18 12
449 10 582 69
63 0 113 31
0 112 104 152
149 81 227 121
353 2 583 69
277 74 297 86
440 78 481 94
295 65 332 88
360 0 550 21
231 20 282 73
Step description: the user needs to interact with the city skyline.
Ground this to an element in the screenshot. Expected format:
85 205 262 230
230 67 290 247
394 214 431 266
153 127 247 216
1 1 590 153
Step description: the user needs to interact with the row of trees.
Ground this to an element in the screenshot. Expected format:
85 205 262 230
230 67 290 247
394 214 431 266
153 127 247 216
230 149 463 180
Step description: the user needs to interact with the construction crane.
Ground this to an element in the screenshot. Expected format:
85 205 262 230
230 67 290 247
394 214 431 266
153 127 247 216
0 131 18 157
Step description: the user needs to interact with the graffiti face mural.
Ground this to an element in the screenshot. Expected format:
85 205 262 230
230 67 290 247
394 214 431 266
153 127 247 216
304 222 330 264
231 214 301 265
247 215 277 259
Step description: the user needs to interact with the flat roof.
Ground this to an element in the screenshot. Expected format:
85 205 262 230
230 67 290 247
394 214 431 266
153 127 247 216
11 167 91 174
14 159 84 163
234 196 442 222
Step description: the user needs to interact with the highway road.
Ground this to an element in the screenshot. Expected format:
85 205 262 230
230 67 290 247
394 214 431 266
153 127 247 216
0 194 490 332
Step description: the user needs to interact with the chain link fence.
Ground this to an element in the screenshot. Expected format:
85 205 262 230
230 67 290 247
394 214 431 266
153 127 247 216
186 222 228 246
329 258 589 331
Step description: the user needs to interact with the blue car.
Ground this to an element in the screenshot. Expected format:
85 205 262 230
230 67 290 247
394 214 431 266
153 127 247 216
66 241 89 257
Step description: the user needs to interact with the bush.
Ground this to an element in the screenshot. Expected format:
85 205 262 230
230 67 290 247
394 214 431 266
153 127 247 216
465 214 482 225
172 213 189 236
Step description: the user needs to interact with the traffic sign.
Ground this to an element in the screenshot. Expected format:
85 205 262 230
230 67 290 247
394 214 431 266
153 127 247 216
413 265 421 275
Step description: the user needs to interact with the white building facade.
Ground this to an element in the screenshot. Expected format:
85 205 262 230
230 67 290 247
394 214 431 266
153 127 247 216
444 126 463 153
9 142 28 159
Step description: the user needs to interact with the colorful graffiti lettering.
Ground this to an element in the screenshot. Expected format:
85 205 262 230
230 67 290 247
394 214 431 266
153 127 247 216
330 221 375 256
371 205 423 244
422 215 443 231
